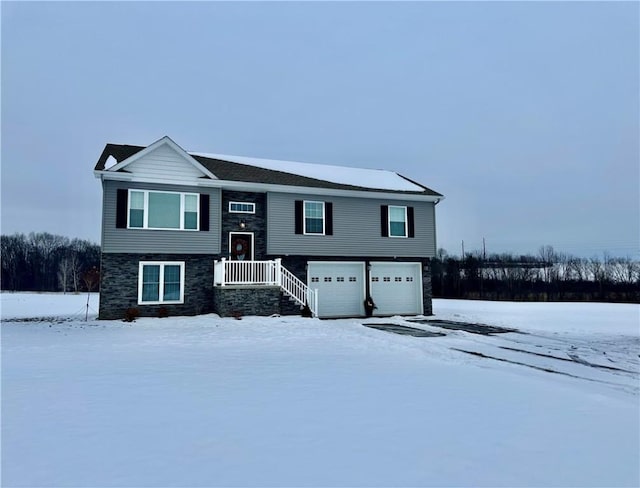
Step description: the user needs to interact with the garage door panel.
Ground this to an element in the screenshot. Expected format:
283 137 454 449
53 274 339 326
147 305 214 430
308 262 365 318
370 262 423 316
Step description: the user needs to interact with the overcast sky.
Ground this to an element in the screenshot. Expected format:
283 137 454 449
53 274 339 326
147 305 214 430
2 1 638 258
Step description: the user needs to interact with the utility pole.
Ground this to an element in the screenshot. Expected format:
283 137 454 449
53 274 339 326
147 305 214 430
460 240 465 298
480 237 485 299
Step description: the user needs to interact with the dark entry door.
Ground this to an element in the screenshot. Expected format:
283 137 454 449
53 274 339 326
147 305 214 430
229 232 254 261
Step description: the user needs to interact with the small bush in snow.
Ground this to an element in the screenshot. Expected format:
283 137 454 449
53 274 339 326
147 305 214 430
123 308 139 322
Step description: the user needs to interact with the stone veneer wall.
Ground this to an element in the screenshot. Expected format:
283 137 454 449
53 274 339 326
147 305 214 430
221 190 267 259
212 286 282 317
99 253 214 320
422 258 433 316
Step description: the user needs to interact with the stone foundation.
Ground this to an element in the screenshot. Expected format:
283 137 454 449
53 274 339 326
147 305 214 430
99 252 433 320
213 286 280 317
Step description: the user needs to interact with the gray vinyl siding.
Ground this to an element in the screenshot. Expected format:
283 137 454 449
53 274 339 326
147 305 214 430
125 144 205 183
267 192 436 258
101 180 221 254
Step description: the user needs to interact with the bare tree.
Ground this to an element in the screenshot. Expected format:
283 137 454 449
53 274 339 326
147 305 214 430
58 258 71 294
1 234 27 291
29 232 68 291
81 267 101 321
538 245 556 283
610 257 640 285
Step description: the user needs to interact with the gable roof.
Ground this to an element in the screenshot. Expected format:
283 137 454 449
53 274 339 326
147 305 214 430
100 136 218 180
95 138 443 197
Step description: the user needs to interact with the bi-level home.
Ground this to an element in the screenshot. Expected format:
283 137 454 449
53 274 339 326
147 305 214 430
94 136 443 319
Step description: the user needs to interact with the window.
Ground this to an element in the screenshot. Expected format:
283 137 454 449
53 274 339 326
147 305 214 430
381 205 414 238
138 262 185 304
304 201 325 234
129 191 144 228
229 202 255 214
389 205 407 237
128 190 199 230
295 200 333 236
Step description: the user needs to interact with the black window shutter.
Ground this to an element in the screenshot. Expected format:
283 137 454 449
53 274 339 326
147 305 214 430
381 205 389 237
325 202 333 235
116 189 128 228
199 194 210 231
294 200 303 234
407 206 415 238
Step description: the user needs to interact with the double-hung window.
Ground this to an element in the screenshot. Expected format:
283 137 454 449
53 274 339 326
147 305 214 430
138 262 185 304
304 201 325 234
388 205 408 238
128 190 199 230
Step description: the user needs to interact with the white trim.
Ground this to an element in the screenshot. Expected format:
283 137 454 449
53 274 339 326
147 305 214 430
138 261 185 305
229 201 256 214
229 232 255 261
127 189 199 231
388 205 408 238
106 136 218 180
95 171 444 203
303 200 325 235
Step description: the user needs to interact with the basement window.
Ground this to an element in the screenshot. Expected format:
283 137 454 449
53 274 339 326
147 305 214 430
138 262 185 305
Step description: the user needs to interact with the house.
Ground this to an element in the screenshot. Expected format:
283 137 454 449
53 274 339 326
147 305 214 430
93 136 444 319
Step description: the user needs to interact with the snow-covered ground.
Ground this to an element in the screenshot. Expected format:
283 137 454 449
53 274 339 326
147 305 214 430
2 293 639 487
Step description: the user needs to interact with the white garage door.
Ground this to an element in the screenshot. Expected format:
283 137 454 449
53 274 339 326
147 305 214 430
369 262 423 316
308 262 365 318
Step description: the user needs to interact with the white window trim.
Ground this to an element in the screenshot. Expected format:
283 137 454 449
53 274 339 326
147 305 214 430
138 261 185 305
228 202 256 214
303 200 325 235
388 205 408 238
128 189 199 231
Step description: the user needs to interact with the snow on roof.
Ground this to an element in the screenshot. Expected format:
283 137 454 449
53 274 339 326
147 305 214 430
191 152 424 192
104 155 118 169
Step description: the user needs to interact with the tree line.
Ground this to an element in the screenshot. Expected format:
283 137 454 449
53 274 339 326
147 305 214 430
1 233 101 293
431 245 640 303
2 233 638 303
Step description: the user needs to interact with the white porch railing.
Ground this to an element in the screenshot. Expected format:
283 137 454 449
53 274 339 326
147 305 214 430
213 258 318 317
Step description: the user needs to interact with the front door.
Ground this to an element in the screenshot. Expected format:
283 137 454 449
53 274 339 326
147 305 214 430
229 232 254 261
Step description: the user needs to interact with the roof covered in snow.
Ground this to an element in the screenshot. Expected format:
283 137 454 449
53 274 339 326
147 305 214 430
95 141 442 197
192 152 427 193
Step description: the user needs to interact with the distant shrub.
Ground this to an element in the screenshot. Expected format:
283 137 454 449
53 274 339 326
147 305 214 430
123 307 139 322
